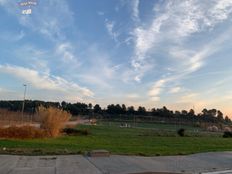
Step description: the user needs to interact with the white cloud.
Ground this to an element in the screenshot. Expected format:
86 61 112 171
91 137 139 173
148 79 168 99
169 87 181 94
149 30 231 100
208 0 232 23
12 44 50 74
130 0 232 101
172 27 232 74
72 45 121 89
131 0 232 82
131 0 140 21
151 96 160 102
56 42 77 62
122 60 154 83
0 64 94 99
105 19 119 42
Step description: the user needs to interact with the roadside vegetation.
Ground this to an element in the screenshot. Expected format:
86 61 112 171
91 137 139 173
0 107 70 139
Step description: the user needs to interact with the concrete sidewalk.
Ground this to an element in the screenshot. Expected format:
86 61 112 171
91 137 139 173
0 152 231 174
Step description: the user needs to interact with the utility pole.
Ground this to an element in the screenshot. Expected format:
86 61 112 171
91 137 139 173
21 84 27 124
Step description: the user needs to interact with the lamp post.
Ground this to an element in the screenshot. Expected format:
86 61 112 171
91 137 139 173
21 84 27 124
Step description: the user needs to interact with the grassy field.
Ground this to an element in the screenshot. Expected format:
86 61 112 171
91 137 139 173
0 123 231 156
98 120 202 131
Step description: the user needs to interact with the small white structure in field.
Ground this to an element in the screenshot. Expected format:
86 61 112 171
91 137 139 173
120 123 131 128
207 125 219 132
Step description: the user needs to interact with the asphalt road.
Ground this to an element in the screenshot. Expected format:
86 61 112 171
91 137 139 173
0 152 231 174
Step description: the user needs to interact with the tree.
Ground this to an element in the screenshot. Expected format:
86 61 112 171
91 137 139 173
225 116 232 123
217 110 223 121
181 110 188 116
93 104 102 114
137 106 146 115
115 104 122 114
175 110 181 117
188 109 195 117
202 108 208 115
107 104 115 114
88 103 92 110
61 101 67 109
122 104 127 114
127 106 135 115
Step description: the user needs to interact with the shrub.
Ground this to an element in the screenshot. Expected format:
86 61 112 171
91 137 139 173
0 125 46 139
223 131 232 138
63 128 90 136
177 128 185 137
37 106 71 137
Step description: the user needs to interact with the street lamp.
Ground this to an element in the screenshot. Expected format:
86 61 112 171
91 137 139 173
21 84 27 124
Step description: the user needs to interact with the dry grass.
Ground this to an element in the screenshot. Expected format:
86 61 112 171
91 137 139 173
37 106 71 137
0 109 21 127
0 125 46 139
0 109 37 127
0 107 71 139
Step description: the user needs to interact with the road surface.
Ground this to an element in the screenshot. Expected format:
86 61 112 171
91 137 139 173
0 152 231 174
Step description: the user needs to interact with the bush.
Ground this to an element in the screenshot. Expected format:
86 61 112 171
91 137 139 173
37 106 71 137
63 128 90 136
0 126 46 139
223 131 232 138
177 128 185 137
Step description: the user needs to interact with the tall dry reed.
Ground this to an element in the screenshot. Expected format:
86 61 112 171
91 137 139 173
37 106 71 137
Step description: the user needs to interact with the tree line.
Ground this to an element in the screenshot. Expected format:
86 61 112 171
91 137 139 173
0 100 231 124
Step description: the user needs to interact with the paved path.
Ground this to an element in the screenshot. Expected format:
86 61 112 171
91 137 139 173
0 152 231 174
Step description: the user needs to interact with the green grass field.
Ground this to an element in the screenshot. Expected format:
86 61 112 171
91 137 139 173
0 123 231 156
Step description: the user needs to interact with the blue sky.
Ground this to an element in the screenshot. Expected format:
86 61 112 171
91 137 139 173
1 0 232 116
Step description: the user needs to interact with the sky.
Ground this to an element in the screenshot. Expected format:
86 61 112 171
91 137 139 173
1 0 232 117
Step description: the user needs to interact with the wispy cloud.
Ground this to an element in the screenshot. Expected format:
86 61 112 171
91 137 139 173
131 0 140 21
131 0 232 83
148 79 168 101
169 87 181 94
126 0 232 100
55 42 81 67
0 64 94 100
105 19 119 42
147 30 232 101
72 45 122 90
